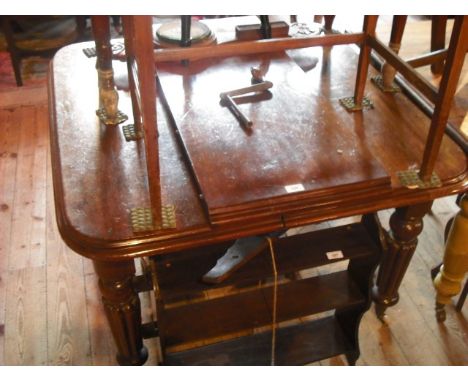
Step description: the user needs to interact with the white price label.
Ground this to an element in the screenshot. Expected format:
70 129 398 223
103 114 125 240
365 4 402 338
326 250 344 260
285 183 305 193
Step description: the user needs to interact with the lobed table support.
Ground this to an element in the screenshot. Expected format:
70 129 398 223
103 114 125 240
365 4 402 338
93 259 148 365
372 202 432 318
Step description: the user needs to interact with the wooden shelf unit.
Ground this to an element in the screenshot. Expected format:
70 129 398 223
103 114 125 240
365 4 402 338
151 216 383 365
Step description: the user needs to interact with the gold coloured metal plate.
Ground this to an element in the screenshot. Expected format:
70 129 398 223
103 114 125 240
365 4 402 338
339 96 373 112
397 170 442 189
130 205 177 232
122 124 143 141
161 204 177 229
130 207 154 232
371 75 401 93
96 108 128 126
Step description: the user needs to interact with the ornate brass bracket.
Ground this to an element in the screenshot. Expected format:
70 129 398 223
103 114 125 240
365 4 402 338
130 205 177 232
371 75 401 93
397 170 442 189
96 68 128 126
96 108 128 125
339 96 373 112
122 124 144 141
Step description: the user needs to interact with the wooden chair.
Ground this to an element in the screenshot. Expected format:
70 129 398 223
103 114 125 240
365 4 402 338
0 16 86 86
431 193 468 321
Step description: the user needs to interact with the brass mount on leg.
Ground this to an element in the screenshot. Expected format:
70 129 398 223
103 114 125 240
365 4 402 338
339 96 374 112
96 68 128 126
371 75 401 93
122 124 144 141
397 170 442 189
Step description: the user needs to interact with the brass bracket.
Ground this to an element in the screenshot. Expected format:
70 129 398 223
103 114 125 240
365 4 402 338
397 170 442 189
339 96 373 112
96 108 128 126
130 205 177 232
122 124 143 141
371 75 401 93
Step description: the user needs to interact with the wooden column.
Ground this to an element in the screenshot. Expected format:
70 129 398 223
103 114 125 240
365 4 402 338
433 194 468 321
372 202 432 318
381 16 407 89
93 259 148 365
353 15 379 106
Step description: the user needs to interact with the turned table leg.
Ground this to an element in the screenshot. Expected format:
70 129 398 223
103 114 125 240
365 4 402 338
93 259 148 365
433 194 468 321
372 202 432 318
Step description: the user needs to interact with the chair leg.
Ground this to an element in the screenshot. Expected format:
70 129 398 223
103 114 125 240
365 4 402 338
430 16 448 75
10 53 23 86
1 16 23 86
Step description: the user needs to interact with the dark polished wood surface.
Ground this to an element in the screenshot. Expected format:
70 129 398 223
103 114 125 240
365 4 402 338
158 51 390 223
49 40 467 260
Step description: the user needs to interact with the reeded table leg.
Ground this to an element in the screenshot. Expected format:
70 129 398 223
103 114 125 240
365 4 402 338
93 259 148 365
433 194 468 321
372 202 432 318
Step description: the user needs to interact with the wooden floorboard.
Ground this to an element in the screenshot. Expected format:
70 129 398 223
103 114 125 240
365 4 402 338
0 16 467 366
0 107 19 365
4 266 48 365
45 141 92 366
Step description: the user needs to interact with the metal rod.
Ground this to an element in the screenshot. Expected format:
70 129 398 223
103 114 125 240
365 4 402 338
221 94 253 129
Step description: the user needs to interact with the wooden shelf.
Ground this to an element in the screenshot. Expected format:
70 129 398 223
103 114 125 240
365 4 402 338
160 270 366 351
154 223 380 305
164 315 354 366
152 219 382 363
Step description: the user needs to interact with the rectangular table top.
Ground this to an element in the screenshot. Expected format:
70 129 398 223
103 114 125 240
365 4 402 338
48 25 467 258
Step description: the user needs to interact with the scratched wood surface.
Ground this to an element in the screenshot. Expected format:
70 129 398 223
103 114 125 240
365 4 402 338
158 51 391 221
49 30 466 257
0 16 467 366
